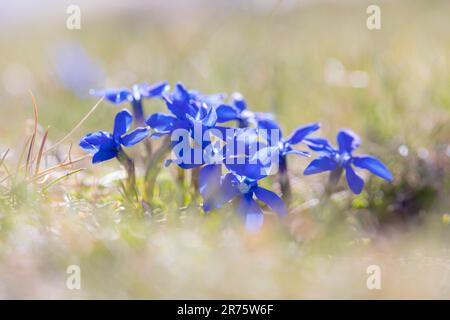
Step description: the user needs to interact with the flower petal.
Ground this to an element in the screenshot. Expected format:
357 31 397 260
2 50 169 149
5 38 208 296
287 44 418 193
304 137 335 154
353 155 393 181
286 122 320 145
237 194 264 232
232 92 247 111
216 104 238 123
145 112 176 133
304 156 337 175
284 147 310 157
139 81 169 98
257 119 282 142
173 82 191 102
79 131 114 154
113 109 133 138
219 173 240 203
254 187 287 216
120 127 149 147
92 149 117 163
91 88 131 104
337 129 361 153
345 164 364 194
199 164 222 211
201 105 218 127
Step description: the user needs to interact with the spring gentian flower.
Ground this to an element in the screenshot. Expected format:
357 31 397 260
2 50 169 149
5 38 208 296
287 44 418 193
199 165 287 232
255 119 320 173
216 92 273 128
79 109 149 163
91 81 169 125
145 83 224 168
304 129 393 194
145 82 219 138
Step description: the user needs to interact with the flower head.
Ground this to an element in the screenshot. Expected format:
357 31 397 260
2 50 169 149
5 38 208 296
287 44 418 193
79 109 149 163
90 81 169 105
215 92 273 127
242 119 319 176
199 164 287 232
304 129 393 194
145 82 219 138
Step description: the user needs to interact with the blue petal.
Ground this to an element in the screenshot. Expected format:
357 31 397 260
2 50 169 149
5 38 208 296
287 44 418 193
173 82 191 102
91 88 131 104
337 129 361 153
257 119 282 142
201 105 218 128
237 194 264 232
145 112 176 133
225 162 269 180
232 92 247 111
345 164 364 194
199 164 222 211
139 81 169 98
254 187 287 216
79 131 115 154
113 109 133 138
284 148 311 157
304 137 335 154
167 99 198 121
304 156 338 175
286 122 320 145
92 149 117 163
250 146 280 168
198 93 226 108
352 155 393 182
216 104 239 123
120 127 149 147
219 173 241 203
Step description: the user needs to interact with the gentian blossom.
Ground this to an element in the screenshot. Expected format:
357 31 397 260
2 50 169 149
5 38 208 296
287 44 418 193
304 129 393 194
91 82 169 125
216 92 273 128
79 109 149 163
145 82 219 138
255 119 320 173
199 164 287 232
145 83 225 169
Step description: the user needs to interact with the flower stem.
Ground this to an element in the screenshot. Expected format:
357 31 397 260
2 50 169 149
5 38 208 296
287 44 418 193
117 147 138 202
144 136 171 203
279 156 292 203
326 167 343 195
191 166 200 195
130 99 153 156
131 99 145 127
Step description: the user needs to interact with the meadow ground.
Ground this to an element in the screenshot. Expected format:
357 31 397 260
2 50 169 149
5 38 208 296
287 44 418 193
0 0 449 298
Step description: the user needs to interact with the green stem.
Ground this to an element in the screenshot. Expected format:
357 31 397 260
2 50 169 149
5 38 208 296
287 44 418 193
326 167 343 195
144 136 171 202
279 156 292 203
191 166 200 194
117 147 138 202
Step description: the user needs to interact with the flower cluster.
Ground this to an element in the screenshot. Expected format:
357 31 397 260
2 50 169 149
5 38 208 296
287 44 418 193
80 82 393 231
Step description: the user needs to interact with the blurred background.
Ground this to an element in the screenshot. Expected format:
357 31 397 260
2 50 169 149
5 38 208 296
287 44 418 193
0 0 449 299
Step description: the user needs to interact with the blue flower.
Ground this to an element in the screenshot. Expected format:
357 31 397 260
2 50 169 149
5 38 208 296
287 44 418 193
145 83 226 169
199 164 287 232
145 82 219 138
254 119 320 172
304 129 393 194
91 81 169 124
79 109 149 163
215 92 273 128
